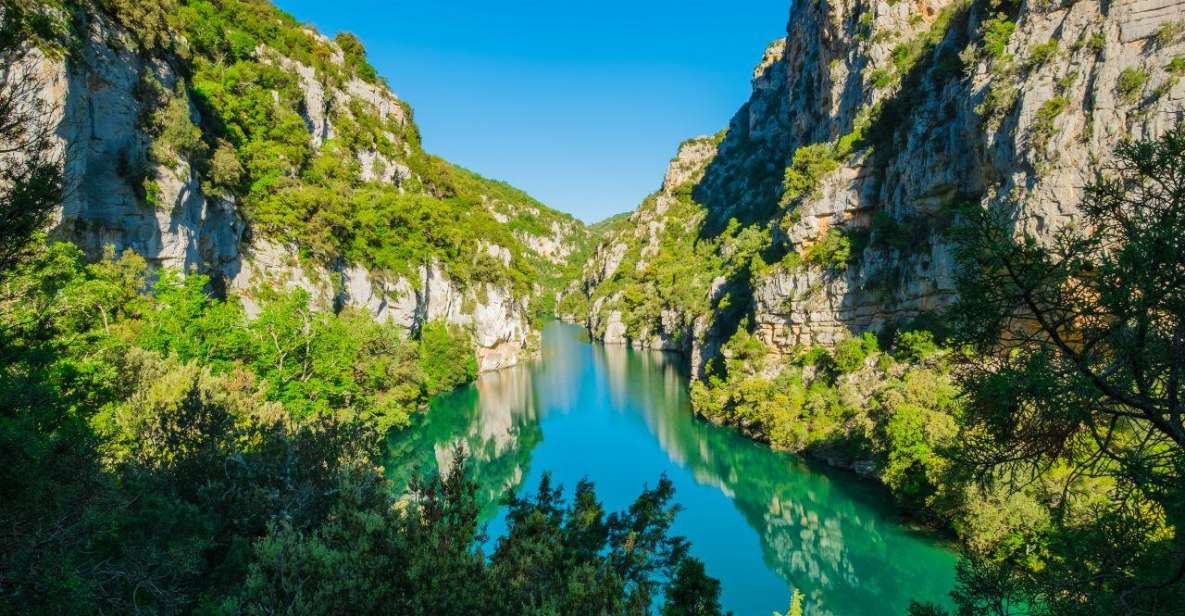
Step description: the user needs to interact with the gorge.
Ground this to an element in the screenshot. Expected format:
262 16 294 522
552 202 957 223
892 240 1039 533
2 0 1184 614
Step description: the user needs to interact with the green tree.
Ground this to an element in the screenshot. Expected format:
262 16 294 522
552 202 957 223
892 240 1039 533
417 320 478 395
663 558 726 616
0 0 62 277
945 125 1185 613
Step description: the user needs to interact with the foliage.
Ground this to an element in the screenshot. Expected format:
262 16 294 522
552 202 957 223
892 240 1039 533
833 332 879 373
804 228 853 271
868 67 895 89
943 124 1185 614
782 143 839 205
0 11 62 274
0 233 719 613
417 321 479 396
1024 40 1058 69
982 14 1016 61
1168 55 1185 76
1154 20 1185 48
1086 31 1106 54
574 188 767 344
1030 96 1067 152
779 588 805 616
147 87 207 166
1116 67 1148 102
691 325 964 522
334 31 379 83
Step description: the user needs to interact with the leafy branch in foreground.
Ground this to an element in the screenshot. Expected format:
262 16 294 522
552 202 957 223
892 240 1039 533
0 0 62 276
928 124 1185 615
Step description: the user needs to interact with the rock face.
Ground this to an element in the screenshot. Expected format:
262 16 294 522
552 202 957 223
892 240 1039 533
575 0 1185 374
20 7 577 372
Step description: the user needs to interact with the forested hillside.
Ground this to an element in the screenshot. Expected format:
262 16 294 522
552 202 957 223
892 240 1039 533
18 0 587 371
568 0 1185 612
0 1 736 613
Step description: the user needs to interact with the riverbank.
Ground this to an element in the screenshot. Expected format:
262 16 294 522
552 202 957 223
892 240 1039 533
387 322 958 615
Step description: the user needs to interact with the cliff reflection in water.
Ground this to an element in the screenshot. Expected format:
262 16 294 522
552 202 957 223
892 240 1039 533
385 363 544 518
385 322 956 616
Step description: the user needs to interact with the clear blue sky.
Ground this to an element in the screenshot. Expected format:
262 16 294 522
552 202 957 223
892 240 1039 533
273 1 790 222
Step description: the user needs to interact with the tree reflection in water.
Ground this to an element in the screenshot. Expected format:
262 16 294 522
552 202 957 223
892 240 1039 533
386 322 956 616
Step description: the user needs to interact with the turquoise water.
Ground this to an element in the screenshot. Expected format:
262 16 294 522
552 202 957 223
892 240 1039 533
386 322 957 615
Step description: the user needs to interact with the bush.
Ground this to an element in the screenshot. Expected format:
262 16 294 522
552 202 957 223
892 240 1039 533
1025 40 1058 69
417 321 479 395
150 90 207 166
335 32 379 83
1116 67 1148 102
982 14 1016 60
894 330 939 362
804 228 853 271
208 140 244 190
833 332 879 373
1086 31 1105 54
1031 96 1068 151
1153 20 1185 47
782 143 839 205
868 67 894 89
1167 56 1185 76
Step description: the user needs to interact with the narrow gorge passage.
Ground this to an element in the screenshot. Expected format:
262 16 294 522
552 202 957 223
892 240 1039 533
386 323 958 615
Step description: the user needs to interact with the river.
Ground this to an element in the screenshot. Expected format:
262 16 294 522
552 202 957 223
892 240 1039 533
385 322 958 615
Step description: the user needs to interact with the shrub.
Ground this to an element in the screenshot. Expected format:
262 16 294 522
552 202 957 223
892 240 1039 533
417 321 479 395
208 140 244 190
782 143 839 205
1153 20 1185 47
976 82 1019 125
894 330 939 362
1025 40 1058 69
143 178 162 209
1087 31 1105 54
982 14 1016 61
805 228 853 271
868 67 894 89
1116 67 1148 102
833 332 879 373
335 32 380 83
1031 96 1068 150
1167 56 1185 76
150 90 207 166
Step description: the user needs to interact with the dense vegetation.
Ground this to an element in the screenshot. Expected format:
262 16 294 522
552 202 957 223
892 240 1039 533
691 128 1185 614
32 0 583 299
564 175 776 347
0 3 741 614
0 247 720 612
0 9 721 614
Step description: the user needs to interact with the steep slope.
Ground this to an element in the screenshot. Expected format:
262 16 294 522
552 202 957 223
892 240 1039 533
572 0 1185 375
20 0 586 371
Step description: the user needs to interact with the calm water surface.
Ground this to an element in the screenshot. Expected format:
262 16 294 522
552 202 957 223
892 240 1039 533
386 322 957 615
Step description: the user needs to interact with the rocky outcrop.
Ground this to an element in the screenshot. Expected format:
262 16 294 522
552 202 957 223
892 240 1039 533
19 6 573 372
752 0 1185 355
577 0 1185 373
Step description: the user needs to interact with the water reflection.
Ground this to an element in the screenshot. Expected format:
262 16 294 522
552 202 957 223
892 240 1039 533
386 366 542 518
386 322 956 615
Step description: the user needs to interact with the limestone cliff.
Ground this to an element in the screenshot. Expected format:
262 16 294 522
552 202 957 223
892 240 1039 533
17 1 586 371
573 0 1185 375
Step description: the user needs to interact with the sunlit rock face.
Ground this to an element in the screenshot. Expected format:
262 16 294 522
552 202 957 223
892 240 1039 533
575 0 1185 373
17 8 582 372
